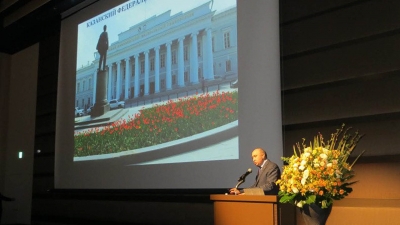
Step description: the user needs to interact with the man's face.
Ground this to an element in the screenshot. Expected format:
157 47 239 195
252 149 265 167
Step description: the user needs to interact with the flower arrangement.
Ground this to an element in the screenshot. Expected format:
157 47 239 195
276 124 365 209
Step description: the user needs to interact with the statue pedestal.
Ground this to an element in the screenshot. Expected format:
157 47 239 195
91 69 110 117
91 104 110 117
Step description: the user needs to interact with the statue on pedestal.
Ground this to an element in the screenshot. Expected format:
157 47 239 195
96 25 108 71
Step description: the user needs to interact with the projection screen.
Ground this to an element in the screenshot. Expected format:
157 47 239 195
55 0 282 190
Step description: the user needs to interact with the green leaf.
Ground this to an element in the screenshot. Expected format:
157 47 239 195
305 195 316 204
279 193 297 204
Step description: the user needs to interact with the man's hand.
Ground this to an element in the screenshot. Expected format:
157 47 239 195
229 188 241 195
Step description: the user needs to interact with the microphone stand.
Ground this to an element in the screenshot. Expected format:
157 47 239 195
233 178 246 195
235 179 244 189
232 169 251 195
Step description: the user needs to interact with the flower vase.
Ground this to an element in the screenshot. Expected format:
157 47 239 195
300 203 332 225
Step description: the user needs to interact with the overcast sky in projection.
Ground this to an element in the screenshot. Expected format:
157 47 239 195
76 0 236 69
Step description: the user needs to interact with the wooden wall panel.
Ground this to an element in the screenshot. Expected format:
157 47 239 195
282 34 400 89
35 113 56 135
34 133 55 154
32 176 54 194
35 93 57 115
283 72 400 124
280 0 359 23
36 75 58 98
281 0 400 161
281 1 400 55
33 156 54 175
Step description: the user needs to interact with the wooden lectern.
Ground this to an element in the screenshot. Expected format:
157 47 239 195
210 194 279 225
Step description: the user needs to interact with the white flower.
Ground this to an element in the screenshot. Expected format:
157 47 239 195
300 160 307 166
322 148 329 154
293 163 299 168
301 169 309 185
296 201 304 208
303 169 309 178
304 152 310 158
314 163 320 168
335 169 342 178
299 165 305 171
320 153 328 159
327 163 333 167
292 187 299 193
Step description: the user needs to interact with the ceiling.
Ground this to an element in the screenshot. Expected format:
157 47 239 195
0 0 87 54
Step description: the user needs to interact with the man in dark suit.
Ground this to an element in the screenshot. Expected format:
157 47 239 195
96 25 109 71
229 148 281 195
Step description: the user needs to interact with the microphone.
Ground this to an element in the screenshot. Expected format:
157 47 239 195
238 168 252 181
234 168 252 189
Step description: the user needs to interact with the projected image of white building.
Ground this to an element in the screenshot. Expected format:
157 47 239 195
73 1 238 163
75 2 237 110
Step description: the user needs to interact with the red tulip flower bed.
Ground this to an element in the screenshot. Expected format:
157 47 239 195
74 91 238 157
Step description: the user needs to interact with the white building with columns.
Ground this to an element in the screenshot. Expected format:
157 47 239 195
75 2 237 110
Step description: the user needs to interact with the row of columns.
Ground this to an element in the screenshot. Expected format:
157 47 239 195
94 28 214 103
